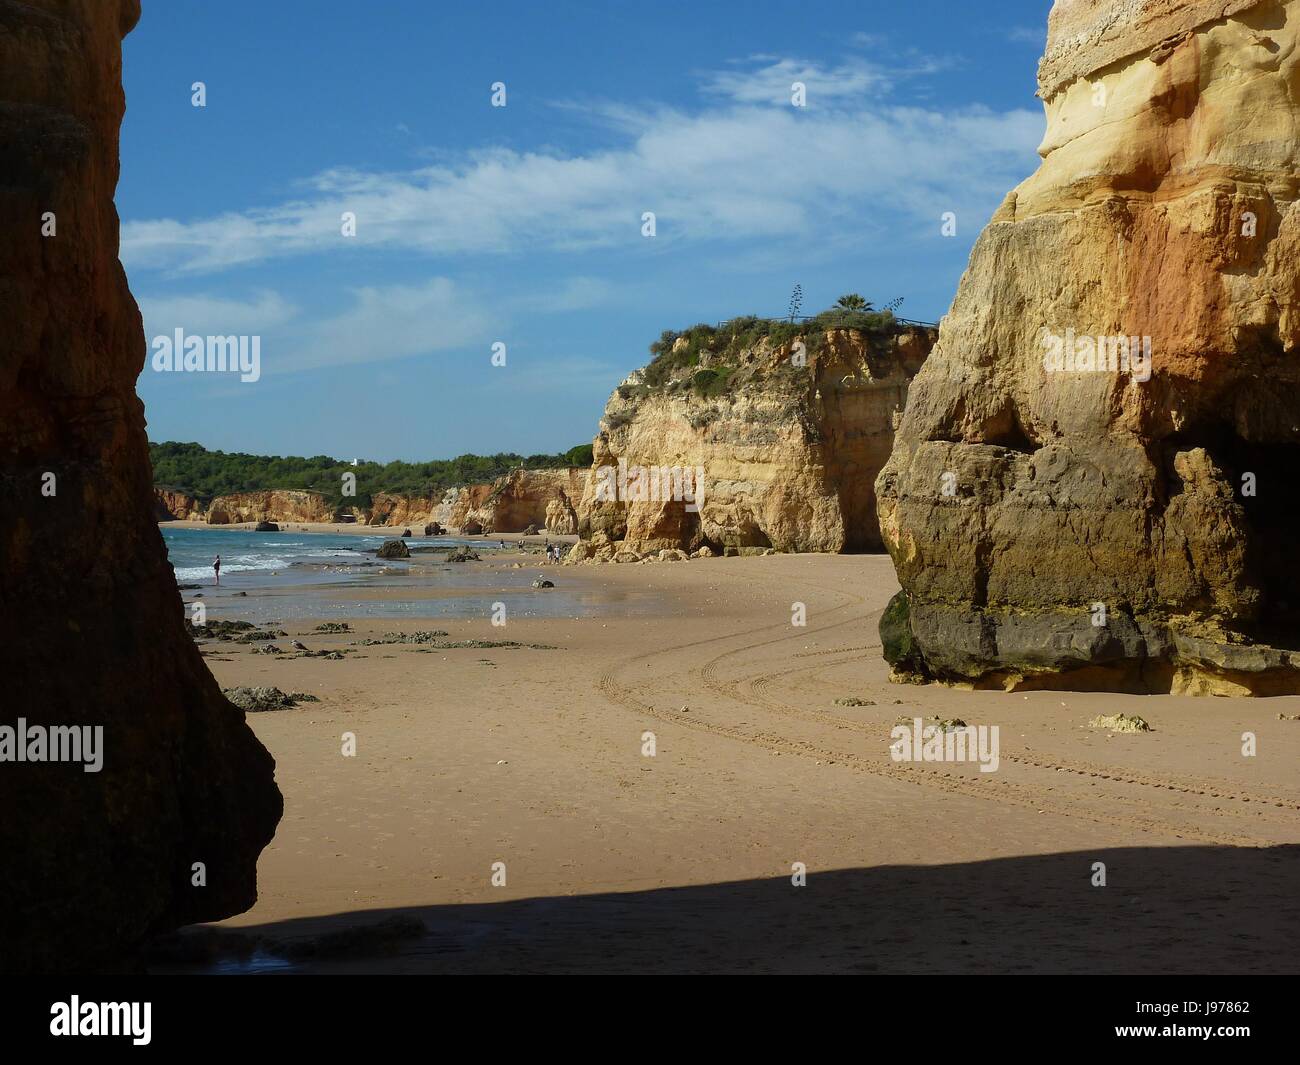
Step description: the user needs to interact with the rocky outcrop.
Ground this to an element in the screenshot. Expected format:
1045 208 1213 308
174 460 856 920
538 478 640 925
205 489 332 525
367 491 434 529
576 322 934 555
479 468 582 533
430 469 583 533
154 485 203 521
435 483 493 529
876 0 1300 696
0 0 281 972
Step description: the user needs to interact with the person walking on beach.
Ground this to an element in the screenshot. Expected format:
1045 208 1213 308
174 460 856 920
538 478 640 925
213 554 221 585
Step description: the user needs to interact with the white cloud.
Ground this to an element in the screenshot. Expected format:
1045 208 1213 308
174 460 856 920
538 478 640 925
137 280 493 376
1007 26 1046 45
701 56 897 104
279 278 493 374
519 275 619 313
137 289 299 338
121 57 1041 277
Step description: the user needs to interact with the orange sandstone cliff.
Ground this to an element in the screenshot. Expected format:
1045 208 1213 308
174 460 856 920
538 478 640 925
572 322 935 559
0 0 281 971
877 0 1300 695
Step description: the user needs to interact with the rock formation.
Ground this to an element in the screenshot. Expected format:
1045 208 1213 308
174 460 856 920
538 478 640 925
154 485 203 521
205 489 333 525
574 321 934 556
876 0 1300 695
0 0 281 971
472 468 583 533
376 539 410 559
410 469 584 533
363 491 428 529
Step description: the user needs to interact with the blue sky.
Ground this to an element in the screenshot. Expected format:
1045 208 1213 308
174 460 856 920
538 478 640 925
122 0 1053 462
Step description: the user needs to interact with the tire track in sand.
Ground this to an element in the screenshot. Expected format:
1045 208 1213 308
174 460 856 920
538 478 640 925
594 574 1277 847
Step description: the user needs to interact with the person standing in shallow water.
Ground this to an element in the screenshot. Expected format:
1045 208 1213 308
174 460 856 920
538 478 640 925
213 554 221 585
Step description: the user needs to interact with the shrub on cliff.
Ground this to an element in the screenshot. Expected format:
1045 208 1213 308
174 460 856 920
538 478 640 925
692 367 735 398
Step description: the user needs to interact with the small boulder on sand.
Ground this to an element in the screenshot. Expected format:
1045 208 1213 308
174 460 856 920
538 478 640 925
1088 713 1152 733
377 539 410 559
223 687 301 713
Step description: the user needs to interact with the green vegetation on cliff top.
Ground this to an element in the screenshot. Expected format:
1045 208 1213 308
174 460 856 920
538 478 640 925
640 307 904 393
150 440 594 509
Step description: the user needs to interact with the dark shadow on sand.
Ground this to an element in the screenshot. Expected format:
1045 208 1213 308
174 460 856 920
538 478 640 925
150 844 1300 974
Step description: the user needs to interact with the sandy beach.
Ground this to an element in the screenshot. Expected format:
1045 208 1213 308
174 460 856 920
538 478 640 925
163 544 1300 974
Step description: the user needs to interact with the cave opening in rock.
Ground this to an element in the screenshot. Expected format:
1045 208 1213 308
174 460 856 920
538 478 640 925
1164 421 1300 645
981 402 1041 454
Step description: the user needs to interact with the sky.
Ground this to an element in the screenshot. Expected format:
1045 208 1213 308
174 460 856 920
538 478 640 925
121 0 1054 462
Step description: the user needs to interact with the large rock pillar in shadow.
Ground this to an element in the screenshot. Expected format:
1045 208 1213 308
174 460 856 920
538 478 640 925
0 0 282 971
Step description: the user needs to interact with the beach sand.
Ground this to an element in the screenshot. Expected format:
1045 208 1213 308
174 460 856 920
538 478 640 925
174 550 1300 973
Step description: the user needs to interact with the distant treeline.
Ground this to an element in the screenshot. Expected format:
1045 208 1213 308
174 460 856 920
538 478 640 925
149 440 594 509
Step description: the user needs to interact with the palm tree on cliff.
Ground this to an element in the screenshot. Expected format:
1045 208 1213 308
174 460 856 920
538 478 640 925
835 293 872 312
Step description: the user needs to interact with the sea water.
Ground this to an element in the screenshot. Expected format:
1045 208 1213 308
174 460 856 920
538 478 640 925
160 526 655 621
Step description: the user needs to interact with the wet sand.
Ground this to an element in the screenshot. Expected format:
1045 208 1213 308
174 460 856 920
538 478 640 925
174 551 1300 973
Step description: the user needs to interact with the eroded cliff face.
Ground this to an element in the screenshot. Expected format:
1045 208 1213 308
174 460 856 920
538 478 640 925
205 489 333 525
0 0 281 970
476 468 583 533
366 491 432 529
876 0 1300 695
154 486 203 521
575 325 933 558
425 469 583 533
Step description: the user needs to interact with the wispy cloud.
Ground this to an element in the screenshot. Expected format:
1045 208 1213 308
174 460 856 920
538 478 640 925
700 56 900 104
136 290 299 336
1007 26 1045 46
138 280 493 376
122 56 1040 277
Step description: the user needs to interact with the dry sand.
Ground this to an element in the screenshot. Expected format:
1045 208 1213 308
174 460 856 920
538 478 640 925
177 551 1300 974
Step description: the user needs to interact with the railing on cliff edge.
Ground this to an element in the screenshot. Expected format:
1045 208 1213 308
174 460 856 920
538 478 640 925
713 313 940 330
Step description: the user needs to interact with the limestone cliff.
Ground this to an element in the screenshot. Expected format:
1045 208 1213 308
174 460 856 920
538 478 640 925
205 489 333 525
0 0 281 971
575 320 934 556
877 0 1300 695
367 491 434 529
413 469 583 533
435 484 492 529
469 468 583 533
154 486 203 521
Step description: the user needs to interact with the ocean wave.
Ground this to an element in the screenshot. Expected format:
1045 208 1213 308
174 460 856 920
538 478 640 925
172 557 292 581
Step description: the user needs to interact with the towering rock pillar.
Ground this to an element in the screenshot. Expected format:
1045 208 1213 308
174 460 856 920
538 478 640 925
877 0 1300 695
0 1 282 970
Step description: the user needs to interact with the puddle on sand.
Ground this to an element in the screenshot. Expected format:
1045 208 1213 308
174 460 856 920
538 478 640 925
209 948 297 974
